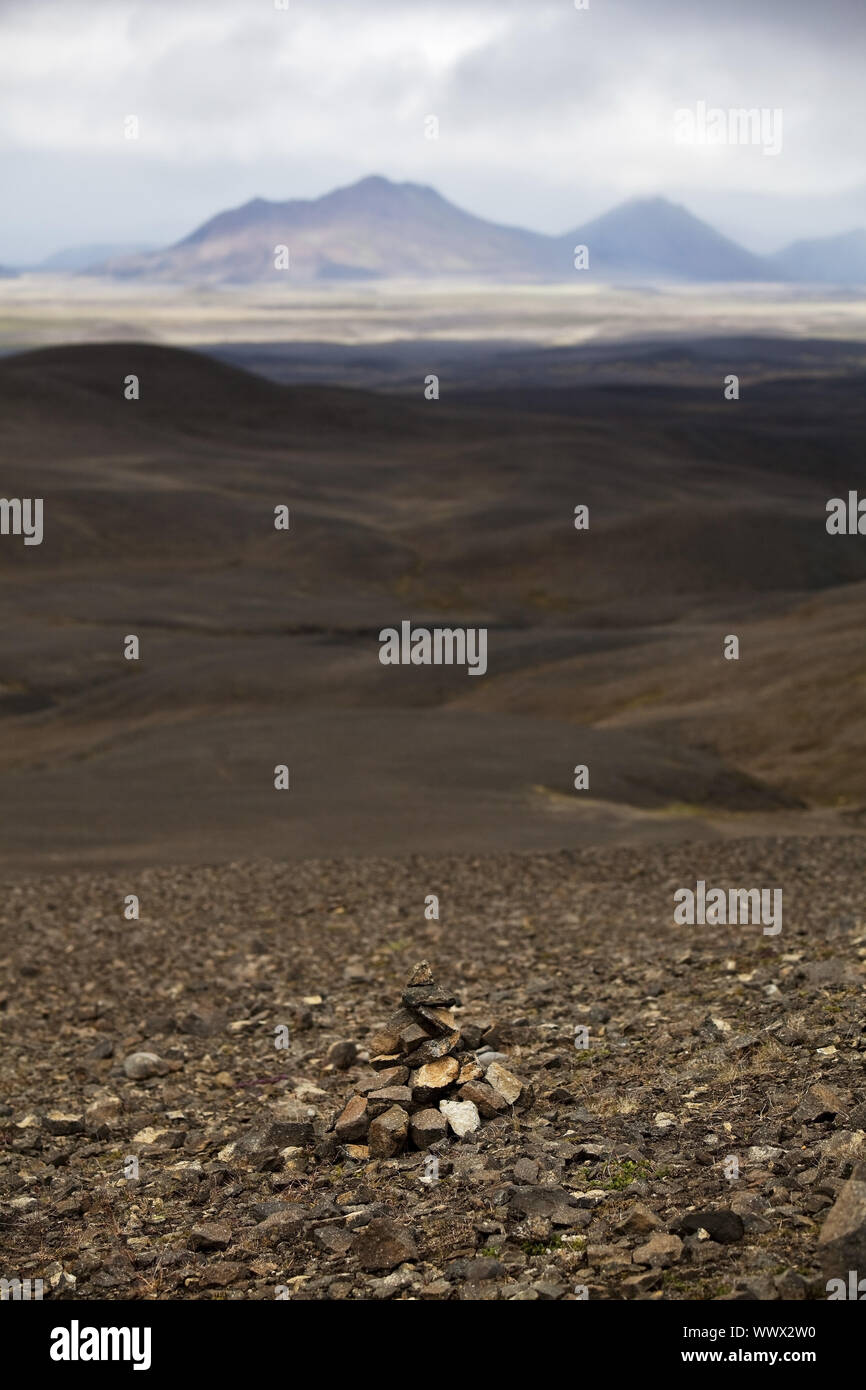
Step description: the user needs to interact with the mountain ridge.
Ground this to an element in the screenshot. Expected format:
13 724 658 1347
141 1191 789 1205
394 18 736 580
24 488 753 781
768 228 866 283
88 176 864 284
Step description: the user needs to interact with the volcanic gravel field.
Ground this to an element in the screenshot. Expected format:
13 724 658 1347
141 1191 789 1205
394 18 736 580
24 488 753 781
2 835 865 1301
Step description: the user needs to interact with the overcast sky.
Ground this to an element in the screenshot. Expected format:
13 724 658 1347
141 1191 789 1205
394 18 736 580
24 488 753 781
1 0 865 263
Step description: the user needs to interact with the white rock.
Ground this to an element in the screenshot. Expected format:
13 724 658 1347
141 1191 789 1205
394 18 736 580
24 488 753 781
123 1051 163 1080
439 1099 481 1138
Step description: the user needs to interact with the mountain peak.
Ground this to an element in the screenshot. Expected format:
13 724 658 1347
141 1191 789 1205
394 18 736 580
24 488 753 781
351 173 398 191
621 195 680 211
326 173 442 203
90 177 830 285
569 195 768 280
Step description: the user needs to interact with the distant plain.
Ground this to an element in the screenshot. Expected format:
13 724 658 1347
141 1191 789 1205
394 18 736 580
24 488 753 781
3 275 866 354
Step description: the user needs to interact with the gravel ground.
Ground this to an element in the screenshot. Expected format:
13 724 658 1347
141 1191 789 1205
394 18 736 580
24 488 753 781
1 835 865 1301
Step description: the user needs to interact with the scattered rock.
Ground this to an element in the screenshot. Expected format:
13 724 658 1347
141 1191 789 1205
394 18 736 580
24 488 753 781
462 1257 506 1282
818 1167 866 1278
123 1052 168 1080
774 1268 807 1299
615 1203 662 1236
485 1061 522 1105
200 1263 249 1288
352 1217 418 1271
747 1146 784 1164
189 1222 232 1251
178 1009 227 1038
43 1111 84 1136
476 1049 509 1067
508 1186 585 1227
326 1040 358 1070
314 1226 353 1255
513 1158 540 1184
795 1083 846 1124
633 1233 683 1267
255 1207 310 1246
84 1095 123 1137
676 1210 744 1244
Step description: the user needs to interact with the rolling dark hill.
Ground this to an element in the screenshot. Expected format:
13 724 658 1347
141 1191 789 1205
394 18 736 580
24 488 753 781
0 339 864 871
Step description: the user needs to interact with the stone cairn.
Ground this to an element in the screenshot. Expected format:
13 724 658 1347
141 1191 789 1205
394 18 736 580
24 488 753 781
333 960 523 1158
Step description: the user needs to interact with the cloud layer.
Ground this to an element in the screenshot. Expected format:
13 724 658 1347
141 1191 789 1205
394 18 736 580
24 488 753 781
1 0 864 261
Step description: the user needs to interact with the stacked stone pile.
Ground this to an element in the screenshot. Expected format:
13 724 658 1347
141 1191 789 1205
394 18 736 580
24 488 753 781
333 960 523 1157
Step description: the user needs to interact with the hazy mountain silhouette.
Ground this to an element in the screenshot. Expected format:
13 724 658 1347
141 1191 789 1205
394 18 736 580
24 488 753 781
32 242 156 273
562 196 771 281
83 176 866 285
90 176 786 285
768 228 866 283
98 175 560 283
